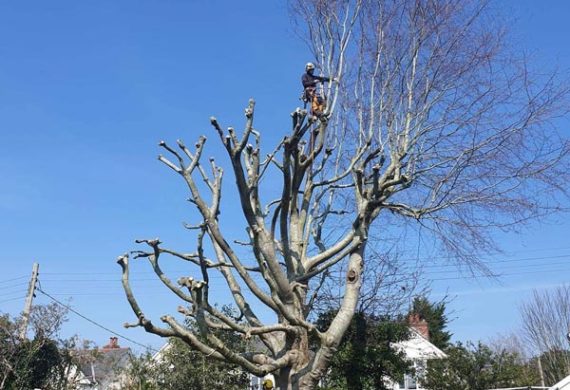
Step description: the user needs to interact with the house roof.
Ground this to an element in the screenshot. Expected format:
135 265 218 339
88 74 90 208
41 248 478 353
393 327 447 360
77 348 131 385
151 340 172 363
76 338 132 386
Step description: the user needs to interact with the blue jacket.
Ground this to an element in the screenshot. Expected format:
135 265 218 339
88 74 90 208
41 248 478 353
302 72 331 89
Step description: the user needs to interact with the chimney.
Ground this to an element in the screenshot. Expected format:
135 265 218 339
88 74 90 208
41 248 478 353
102 336 120 350
408 313 429 340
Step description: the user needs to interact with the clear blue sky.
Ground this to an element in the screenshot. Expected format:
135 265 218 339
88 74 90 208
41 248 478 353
0 1 569 352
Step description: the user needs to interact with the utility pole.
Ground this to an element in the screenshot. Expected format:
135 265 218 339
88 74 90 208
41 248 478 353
19 262 39 340
537 354 546 388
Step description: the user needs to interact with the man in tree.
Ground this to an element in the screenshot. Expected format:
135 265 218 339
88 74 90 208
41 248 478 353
263 378 275 390
301 62 332 117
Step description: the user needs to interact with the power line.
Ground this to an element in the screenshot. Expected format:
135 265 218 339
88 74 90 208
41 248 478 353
405 260 570 276
17 249 570 298
41 278 162 282
0 295 26 304
0 276 27 284
392 245 570 263
36 257 570 281
0 290 28 298
0 282 28 291
429 267 570 282
42 272 164 275
37 287 158 353
37 252 570 275
416 254 570 268
33 259 570 291
41 292 179 297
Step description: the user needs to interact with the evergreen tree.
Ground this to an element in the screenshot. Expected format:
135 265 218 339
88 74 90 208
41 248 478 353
316 311 412 390
410 296 452 350
124 306 250 390
423 342 540 390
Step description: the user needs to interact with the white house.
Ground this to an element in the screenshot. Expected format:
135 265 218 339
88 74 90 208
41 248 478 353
389 314 447 390
71 337 132 390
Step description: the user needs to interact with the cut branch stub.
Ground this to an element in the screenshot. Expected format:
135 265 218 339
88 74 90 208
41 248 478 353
177 305 193 316
178 276 193 289
116 254 128 269
210 117 221 131
135 238 161 247
245 99 255 118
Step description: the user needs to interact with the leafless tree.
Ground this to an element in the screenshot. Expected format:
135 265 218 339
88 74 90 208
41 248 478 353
313 247 425 316
29 301 68 340
118 0 570 388
521 285 570 385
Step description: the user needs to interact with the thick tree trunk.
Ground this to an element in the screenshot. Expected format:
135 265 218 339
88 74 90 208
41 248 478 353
275 327 312 390
277 362 321 390
277 245 367 390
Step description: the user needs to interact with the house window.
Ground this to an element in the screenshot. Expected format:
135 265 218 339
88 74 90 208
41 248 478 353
398 360 426 389
407 374 418 389
250 376 261 389
398 374 417 389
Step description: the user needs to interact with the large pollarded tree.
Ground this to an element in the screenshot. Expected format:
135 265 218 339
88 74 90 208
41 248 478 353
118 0 570 388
